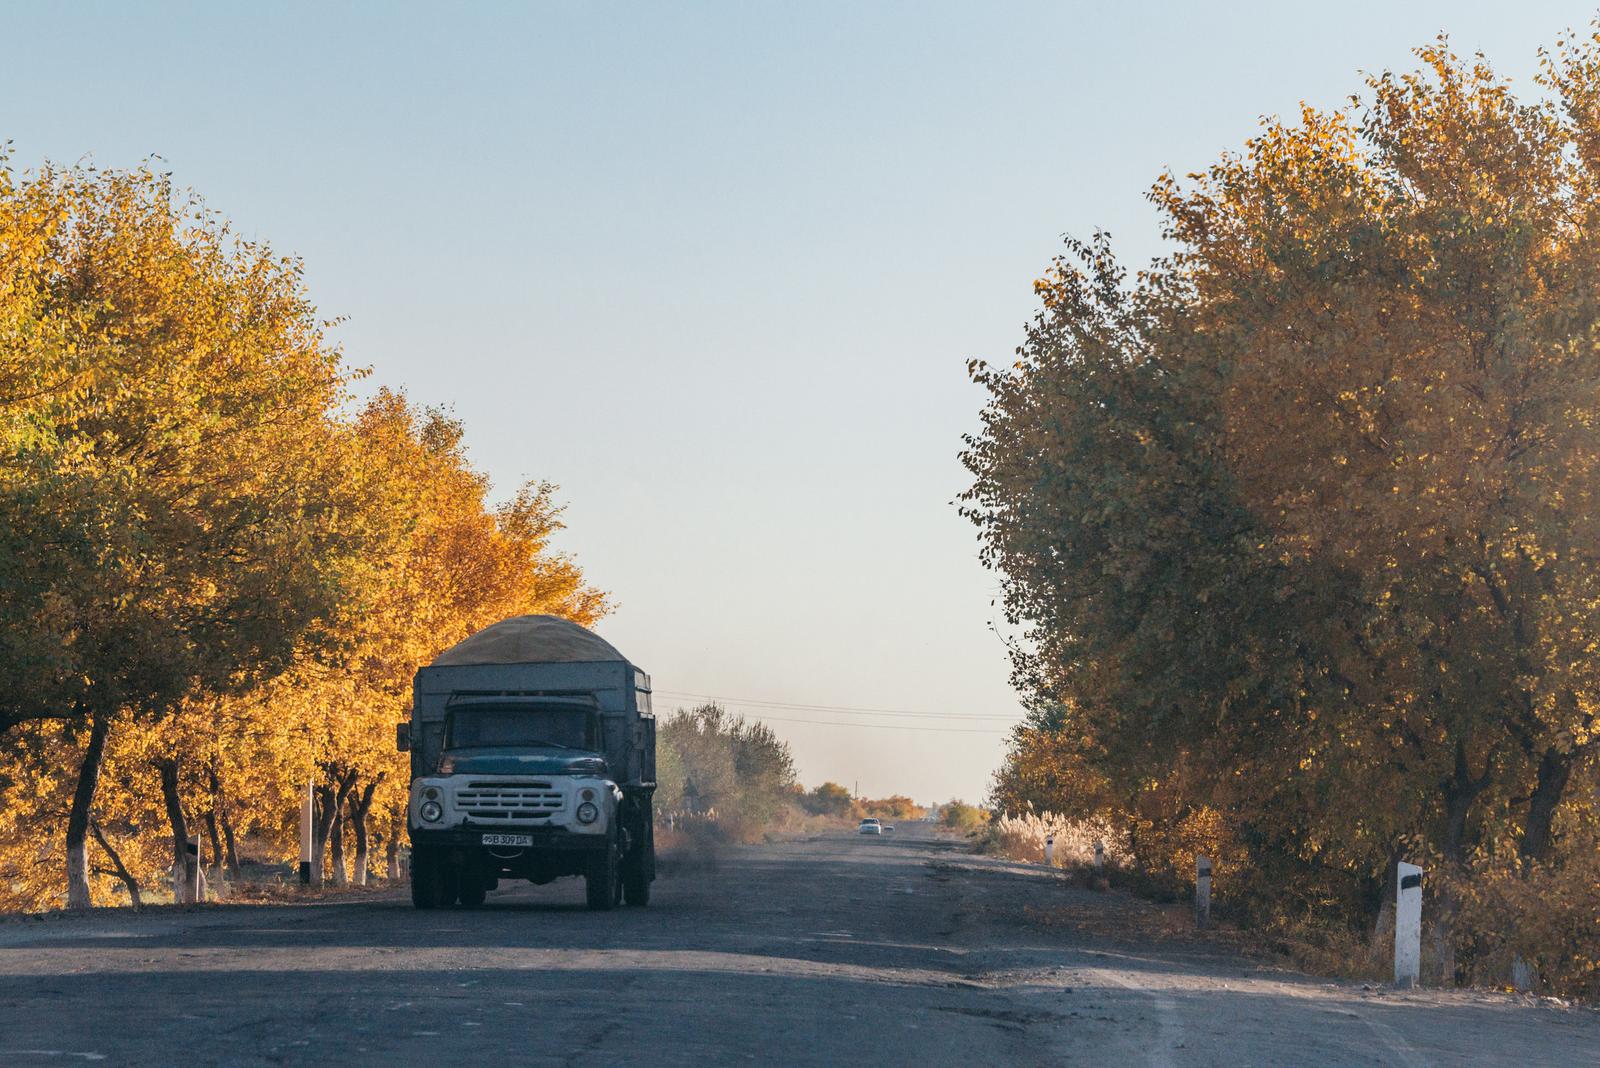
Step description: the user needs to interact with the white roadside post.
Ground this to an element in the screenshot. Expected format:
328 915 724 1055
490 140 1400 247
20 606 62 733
1093 840 1104 871
1044 835 1055 868
299 780 314 885
1395 862 1423 988
1195 855 1212 928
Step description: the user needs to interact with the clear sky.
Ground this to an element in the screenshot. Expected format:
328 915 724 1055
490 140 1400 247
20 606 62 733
3 1 1584 802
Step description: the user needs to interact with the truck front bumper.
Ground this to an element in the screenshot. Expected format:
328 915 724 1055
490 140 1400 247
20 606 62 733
408 825 608 853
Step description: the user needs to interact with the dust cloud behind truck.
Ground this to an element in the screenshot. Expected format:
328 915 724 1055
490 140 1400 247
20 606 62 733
398 614 656 909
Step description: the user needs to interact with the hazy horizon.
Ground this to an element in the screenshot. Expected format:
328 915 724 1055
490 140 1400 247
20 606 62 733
4 0 1575 801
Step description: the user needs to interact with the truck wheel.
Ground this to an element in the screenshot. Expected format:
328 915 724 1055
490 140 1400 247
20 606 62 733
585 838 619 911
410 848 441 909
458 880 487 908
439 860 462 907
622 855 650 907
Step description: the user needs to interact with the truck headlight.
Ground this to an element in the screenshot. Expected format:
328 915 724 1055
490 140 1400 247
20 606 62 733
420 800 443 823
576 802 599 824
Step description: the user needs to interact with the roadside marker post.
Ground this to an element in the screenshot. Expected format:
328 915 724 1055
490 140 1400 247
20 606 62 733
1093 841 1104 871
1395 862 1423 988
1044 835 1055 868
1195 855 1212 928
299 781 313 885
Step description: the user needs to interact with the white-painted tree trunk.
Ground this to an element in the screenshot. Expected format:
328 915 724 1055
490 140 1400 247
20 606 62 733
330 814 348 888
189 837 203 904
66 842 91 909
1511 955 1536 993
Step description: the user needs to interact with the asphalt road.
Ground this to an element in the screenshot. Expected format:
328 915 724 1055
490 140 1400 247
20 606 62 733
0 825 1593 1066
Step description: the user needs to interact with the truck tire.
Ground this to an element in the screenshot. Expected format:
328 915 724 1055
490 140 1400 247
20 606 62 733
622 796 653 905
585 837 620 911
622 855 650 906
458 879 487 908
439 861 462 907
410 848 442 909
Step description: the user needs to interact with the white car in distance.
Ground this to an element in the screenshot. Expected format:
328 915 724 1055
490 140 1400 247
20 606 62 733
858 818 882 836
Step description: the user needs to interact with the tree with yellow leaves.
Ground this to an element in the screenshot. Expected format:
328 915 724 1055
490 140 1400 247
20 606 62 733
286 391 606 887
0 159 386 907
965 32 1600 992
0 156 608 910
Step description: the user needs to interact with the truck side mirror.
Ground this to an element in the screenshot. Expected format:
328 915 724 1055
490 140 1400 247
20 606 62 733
396 722 411 752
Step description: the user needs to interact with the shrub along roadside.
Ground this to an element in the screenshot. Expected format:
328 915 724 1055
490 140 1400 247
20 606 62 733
654 703 798 845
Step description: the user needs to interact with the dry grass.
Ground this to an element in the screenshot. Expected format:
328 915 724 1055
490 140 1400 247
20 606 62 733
981 811 1129 868
978 810 1398 980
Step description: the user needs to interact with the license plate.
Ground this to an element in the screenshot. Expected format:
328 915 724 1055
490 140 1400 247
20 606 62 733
481 834 534 847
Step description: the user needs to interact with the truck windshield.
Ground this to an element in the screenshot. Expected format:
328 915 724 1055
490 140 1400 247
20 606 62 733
444 705 594 750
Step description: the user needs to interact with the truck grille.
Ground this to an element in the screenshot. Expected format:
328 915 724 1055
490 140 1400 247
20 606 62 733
456 781 564 820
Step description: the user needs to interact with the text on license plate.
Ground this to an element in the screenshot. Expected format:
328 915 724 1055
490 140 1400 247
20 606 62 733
481 834 534 847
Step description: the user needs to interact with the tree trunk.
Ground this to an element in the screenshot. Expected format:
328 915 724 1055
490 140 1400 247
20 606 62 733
207 764 243 879
157 758 197 904
204 810 225 889
219 804 241 880
351 813 369 887
387 808 404 881
1370 843 1404 953
1520 746 1575 863
310 769 357 888
347 778 381 887
330 808 348 888
311 784 335 888
1441 741 1491 864
1431 743 1492 985
89 819 142 907
65 708 111 910
385 832 400 882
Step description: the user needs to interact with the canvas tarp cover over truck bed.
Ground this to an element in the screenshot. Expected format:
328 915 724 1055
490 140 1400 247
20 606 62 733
414 615 652 788
429 615 626 667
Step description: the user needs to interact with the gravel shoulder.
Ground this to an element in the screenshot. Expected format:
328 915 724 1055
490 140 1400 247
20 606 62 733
0 825 1592 1066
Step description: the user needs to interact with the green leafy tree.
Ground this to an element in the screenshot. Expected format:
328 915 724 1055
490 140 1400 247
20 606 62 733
800 782 854 817
658 704 797 840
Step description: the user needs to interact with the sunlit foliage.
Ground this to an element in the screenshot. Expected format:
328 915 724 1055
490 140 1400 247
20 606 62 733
964 35 1600 994
0 157 605 910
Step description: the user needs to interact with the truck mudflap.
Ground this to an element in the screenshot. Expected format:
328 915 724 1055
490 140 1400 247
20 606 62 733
409 826 609 852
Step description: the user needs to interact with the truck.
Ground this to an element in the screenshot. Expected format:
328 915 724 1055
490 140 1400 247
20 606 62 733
397 614 656 910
